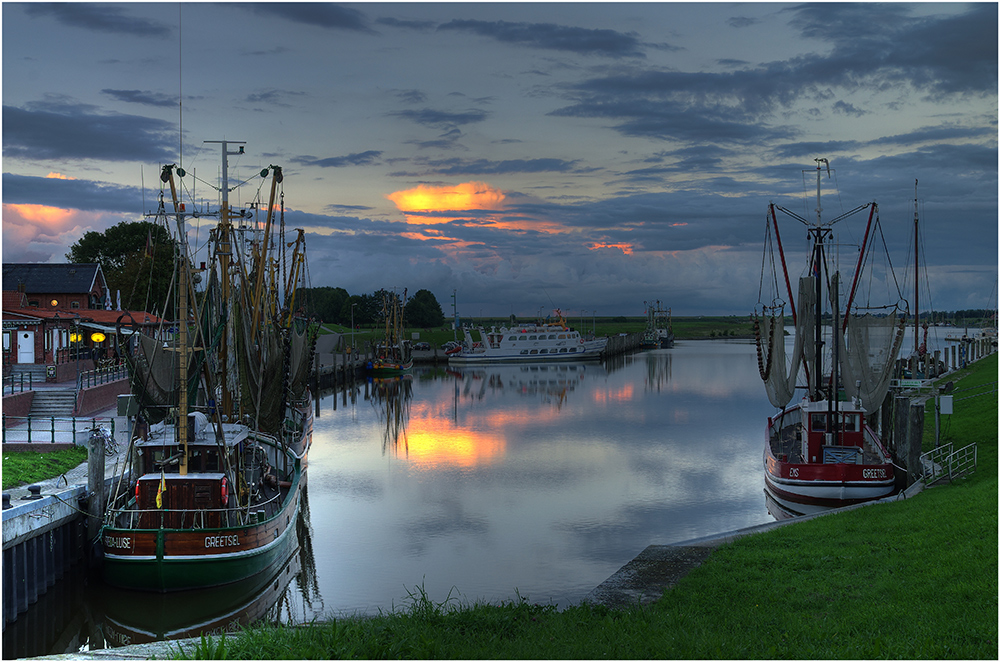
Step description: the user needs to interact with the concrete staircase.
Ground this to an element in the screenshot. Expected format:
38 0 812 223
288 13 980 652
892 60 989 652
8 363 48 388
28 389 78 418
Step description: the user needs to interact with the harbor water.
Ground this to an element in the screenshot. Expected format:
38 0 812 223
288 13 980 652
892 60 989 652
7 337 919 655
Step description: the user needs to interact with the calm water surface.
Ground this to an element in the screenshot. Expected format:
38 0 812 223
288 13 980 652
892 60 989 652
306 339 774 615
7 340 786 656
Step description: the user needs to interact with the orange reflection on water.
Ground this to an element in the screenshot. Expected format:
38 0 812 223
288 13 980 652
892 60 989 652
591 383 635 404
403 418 506 469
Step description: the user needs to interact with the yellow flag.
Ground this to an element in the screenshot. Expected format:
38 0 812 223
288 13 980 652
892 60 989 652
156 471 165 509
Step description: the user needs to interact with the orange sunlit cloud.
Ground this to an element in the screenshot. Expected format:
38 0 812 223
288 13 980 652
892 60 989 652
6 203 75 225
45 172 76 180
588 242 634 255
387 181 506 225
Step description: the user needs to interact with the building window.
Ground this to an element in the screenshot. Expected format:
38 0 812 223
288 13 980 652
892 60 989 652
28 300 39 307
2 332 9 350
71 301 80 309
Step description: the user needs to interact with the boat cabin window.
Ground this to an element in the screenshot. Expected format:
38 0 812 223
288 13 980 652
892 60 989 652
841 414 861 432
539 349 548 354
810 413 827 432
558 334 566 339
528 335 537 340
530 349 538 354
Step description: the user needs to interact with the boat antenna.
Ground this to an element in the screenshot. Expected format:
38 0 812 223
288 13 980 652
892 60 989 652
913 178 919 355
814 157 830 225
178 4 183 169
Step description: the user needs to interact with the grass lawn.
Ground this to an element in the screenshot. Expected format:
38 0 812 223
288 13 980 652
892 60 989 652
2 446 88 489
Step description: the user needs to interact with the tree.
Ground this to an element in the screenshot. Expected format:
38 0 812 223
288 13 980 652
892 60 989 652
301 286 350 324
405 289 445 328
66 220 178 318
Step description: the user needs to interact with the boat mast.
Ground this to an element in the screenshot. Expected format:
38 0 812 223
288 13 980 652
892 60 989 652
204 140 244 418
161 164 190 475
913 179 919 355
811 158 831 402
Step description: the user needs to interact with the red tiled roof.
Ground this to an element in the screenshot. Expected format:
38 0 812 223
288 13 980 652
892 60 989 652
2 306 165 326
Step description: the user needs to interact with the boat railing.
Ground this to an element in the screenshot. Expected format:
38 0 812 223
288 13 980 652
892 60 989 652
106 487 285 529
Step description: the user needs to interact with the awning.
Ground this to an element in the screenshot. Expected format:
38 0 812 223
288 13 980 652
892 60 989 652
81 321 138 336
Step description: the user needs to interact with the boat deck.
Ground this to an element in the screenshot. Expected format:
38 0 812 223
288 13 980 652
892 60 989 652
769 419 885 466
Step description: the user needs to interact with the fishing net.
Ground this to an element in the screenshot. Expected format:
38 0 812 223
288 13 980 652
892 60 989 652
836 312 905 414
756 277 815 409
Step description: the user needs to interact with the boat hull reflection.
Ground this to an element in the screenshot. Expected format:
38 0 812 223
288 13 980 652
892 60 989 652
100 550 301 647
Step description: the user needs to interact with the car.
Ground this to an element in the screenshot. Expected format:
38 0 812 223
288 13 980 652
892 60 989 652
413 342 431 351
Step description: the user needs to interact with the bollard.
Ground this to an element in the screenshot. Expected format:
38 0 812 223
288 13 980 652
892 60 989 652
24 485 42 500
2 493 10 509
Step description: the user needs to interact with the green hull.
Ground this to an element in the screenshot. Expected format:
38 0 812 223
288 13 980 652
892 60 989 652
102 513 299 592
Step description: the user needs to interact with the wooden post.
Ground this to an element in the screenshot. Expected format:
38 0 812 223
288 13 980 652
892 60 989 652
86 430 105 544
892 395 910 491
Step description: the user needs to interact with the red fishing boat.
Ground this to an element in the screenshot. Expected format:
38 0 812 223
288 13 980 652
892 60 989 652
755 159 906 512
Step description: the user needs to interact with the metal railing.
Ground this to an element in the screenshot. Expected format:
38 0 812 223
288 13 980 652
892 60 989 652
952 381 997 403
919 442 977 485
2 372 34 395
1 414 116 445
77 362 128 389
106 488 283 530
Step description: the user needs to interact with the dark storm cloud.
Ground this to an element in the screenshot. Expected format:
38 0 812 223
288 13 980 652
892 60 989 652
784 3 998 96
245 3 374 33
102 89 176 108
2 173 139 213
437 19 647 58
246 89 307 107
376 16 436 31
389 108 489 128
394 89 428 104
22 3 171 37
3 103 176 162
293 151 383 168
425 157 581 176
550 86 791 143
554 5 996 145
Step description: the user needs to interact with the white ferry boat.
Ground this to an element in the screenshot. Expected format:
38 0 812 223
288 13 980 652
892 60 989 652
448 315 607 364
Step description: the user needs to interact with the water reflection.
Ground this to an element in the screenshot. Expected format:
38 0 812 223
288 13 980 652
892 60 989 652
370 376 413 457
307 341 777 614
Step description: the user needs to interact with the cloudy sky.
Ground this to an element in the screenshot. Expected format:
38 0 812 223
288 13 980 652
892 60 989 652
3 2 997 318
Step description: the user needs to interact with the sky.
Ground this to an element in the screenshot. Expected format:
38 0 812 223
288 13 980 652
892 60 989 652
2 2 997 319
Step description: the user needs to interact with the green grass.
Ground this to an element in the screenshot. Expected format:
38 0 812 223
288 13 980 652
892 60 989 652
182 353 998 659
2 445 88 489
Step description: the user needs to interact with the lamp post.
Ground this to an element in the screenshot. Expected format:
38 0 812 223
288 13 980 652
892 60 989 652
73 318 81 386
